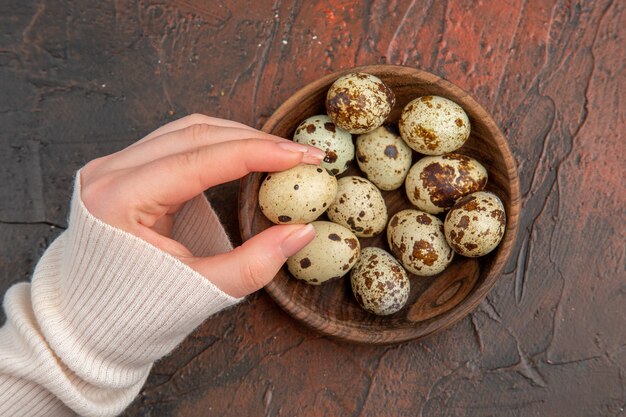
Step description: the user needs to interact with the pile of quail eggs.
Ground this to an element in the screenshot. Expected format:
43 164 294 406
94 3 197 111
259 72 507 317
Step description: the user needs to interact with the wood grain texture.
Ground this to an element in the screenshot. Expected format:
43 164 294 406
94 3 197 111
239 65 521 344
0 0 624 416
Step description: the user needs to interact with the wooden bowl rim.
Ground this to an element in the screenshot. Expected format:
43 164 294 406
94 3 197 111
239 64 521 344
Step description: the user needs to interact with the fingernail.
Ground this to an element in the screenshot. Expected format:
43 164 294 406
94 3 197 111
280 224 316 258
276 141 326 164
302 147 326 164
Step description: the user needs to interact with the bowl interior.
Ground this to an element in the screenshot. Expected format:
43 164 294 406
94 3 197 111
239 65 520 344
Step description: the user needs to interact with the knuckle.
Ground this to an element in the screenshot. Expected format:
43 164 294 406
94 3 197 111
236 252 271 292
176 148 204 169
185 113 213 125
184 123 214 143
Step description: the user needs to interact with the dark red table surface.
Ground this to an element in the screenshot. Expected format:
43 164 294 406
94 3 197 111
1 1 624 416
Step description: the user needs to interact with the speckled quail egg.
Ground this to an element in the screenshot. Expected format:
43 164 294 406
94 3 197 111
351 247 410 316
326 73 395 134
327 176 388 238
293 115 354 175
405 153 488 214
387 209 454 276
287 221 360 285
355 126 413 190
259 164 337 224
444 191 506 257
399 96 470 155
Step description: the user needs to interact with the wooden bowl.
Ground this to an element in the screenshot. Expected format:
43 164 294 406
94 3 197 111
239 65 520 344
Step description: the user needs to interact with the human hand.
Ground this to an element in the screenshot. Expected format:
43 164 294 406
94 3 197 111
80 114 324 298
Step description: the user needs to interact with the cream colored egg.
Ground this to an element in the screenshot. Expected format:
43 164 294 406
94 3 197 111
444 191 506 257
399 96 470 155
327 176 388 238
387 209 454 276
287 221 360 285
356 126 413 190
326 73 395 134
259 164 337 224
293 115 354 175
405 153 488 214
351 247 410 316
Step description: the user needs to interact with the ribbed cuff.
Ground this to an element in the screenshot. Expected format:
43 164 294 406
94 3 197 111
172 191 233 258
30 173 242 389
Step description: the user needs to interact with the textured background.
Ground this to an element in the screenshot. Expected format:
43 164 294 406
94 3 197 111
1 0 624 416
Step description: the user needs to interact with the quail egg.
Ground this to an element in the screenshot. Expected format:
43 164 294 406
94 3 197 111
399 96 470 155
356 126 413 190
351 247 410 316
287 221 360 285
387 209 454 276
444 191 506 257
259 164 337 224
405 153 488 214
327 176 388 237
293 115 354 175
326 73 395 134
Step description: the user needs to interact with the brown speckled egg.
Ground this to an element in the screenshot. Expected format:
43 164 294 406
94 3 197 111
326 73 395 134
351 247 410 316
356 126 413 190
399 96 470 155
327 176 388 238
444 191 506 257
259 164 337 224
387 209 454 276
287 221 360 285
293 115 354 176
405 154 488 214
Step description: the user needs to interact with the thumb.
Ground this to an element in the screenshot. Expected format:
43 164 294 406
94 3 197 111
186 224 316 298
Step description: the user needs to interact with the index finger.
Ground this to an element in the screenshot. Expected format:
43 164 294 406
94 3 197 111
128 139 326 208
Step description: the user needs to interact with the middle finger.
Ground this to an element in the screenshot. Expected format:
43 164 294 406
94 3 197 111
103 124 291 172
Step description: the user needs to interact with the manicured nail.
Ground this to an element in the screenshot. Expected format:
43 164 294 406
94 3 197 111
302 146 326 164
280 224 316 258
276 141 326 164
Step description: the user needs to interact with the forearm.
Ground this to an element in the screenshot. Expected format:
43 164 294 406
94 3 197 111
0 174 241 417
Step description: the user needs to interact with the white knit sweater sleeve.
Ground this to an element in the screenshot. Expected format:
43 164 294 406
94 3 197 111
0 173 243 417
